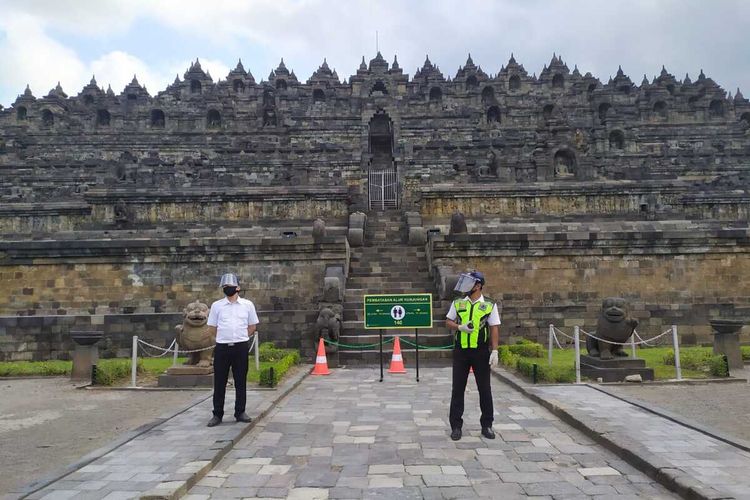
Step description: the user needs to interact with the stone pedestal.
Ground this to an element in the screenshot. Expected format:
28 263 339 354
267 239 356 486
158 365 214 387
70 331 103 382
710 319 744 372
580 355 655 383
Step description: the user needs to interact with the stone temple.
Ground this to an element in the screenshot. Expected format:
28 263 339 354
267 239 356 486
0 52 748 362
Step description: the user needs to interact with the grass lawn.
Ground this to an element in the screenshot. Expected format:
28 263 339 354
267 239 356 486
0 348 299 387
504 346 725 382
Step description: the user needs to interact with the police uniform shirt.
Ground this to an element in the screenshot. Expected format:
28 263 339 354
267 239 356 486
446 295 501 326
207 297 260 344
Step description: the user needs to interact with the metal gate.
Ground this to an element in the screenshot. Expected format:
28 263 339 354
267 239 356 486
368 168 398 210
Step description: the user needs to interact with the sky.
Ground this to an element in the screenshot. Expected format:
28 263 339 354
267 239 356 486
0 0 748 107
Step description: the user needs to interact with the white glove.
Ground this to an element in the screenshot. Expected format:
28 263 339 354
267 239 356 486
457 323 473 333
489 350 499 368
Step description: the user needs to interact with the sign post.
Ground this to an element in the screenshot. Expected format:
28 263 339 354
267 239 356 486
364 294 433 382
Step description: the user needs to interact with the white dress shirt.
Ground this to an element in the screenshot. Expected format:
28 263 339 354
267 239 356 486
446 294 501 326
207 296 259 344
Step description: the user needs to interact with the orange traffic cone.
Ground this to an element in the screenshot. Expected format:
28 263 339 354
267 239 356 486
388 337 407 374
311 338 331 375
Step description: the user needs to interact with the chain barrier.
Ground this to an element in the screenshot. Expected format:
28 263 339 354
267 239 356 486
321 337 453 351
322 337 395 350
399 338 454 350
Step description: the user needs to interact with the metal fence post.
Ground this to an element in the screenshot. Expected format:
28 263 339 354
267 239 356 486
574 326 581 384
548 324 554 367
131 336 138 388
672 325 682 381
630 333 636 358
173 342 179 367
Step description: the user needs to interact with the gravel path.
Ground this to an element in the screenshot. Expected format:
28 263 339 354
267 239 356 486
606 372 750 443
0 378 207 494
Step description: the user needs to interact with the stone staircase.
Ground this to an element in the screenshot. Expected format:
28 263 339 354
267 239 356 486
339 210 453 365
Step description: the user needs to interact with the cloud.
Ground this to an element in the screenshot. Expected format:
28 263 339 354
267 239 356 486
90 52 230 96
1 0 749 106
0 12 88 101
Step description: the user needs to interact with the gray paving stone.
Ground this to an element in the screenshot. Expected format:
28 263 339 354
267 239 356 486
181 367 676 499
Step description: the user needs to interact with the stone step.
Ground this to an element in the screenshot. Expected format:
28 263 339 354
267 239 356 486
345 280 434 289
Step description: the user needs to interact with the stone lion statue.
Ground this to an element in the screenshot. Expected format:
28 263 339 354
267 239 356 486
175 301 215 367
315 307 341 352
586 297 638 360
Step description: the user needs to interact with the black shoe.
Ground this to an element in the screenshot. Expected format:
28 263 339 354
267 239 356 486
450 428 462 441
207 416 222 427
481 427 496 439
235 412 252 423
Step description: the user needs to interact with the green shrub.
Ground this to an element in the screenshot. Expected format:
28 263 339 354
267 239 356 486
663 349 713 371
259 342 293 362
708 355 729 377
0 360 71 377
741 346 750 361
259 351 300 387
94 359 143 386
499 346 520 368
509 340 545 358
516 357 575 383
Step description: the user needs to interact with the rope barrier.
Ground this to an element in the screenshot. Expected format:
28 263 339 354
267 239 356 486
634 329 663 347
137 335 261 355
137 339 176 358
579 327 674 346
550 328 564 349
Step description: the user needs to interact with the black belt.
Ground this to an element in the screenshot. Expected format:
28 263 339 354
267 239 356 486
218 340 249 347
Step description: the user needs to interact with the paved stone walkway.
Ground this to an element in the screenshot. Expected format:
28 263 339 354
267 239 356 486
185 367 677 499
533 384 750 499
18 368 306 500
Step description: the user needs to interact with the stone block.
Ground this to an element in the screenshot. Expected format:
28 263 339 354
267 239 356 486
348 228 364 247
408 227 426 246
157 373 214 387
323 277 343 302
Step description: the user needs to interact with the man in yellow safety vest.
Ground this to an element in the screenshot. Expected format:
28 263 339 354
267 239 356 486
445 270 500 441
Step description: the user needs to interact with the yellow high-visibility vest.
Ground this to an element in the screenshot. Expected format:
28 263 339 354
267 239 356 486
453 298 494 348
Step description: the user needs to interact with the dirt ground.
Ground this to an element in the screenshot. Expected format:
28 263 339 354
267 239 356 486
607 370 750 443
0 378 208 494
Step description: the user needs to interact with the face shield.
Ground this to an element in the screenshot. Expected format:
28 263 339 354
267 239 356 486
219 273 239 288
454 273 479 295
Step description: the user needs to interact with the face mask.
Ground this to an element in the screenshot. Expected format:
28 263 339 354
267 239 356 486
223 286 238 296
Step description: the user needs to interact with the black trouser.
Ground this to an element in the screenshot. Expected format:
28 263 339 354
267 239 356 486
212 341 249 418
449 346 493 430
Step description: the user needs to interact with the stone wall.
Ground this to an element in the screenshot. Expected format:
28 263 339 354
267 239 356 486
0 310 317 362
420 182 749 221
429 225 750 345
0 187 349 234
0 236 348 360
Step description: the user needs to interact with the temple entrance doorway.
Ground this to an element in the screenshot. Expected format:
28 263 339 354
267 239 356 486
367 111 398 210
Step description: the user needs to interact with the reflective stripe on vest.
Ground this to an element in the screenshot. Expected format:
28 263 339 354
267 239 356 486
454 298 494 348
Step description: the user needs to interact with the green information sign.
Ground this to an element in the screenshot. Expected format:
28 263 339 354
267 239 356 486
363 293 433 329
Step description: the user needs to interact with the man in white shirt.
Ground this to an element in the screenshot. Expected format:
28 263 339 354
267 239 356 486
445 270 500 441
206 273 259 427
